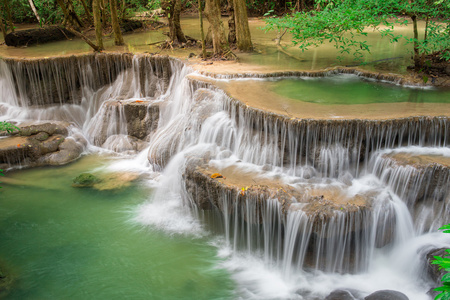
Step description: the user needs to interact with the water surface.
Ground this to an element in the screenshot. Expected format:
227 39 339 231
0 155 234 299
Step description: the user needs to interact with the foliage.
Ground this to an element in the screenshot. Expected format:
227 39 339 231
264 0 450 63
0 121 18 188
432 224 450 300
0 121 19 134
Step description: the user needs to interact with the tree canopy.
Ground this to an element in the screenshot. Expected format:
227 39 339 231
264 0 450 67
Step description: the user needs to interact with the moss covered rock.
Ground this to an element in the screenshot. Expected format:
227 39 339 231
72 173 101 187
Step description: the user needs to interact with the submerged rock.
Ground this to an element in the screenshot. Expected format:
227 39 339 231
364 290 408 300
72 172 139 191
72 173 101 187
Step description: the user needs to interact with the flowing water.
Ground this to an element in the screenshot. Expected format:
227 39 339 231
0 54 449 299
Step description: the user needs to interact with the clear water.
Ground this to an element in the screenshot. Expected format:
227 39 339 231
271 75 450 105
0 155 235 299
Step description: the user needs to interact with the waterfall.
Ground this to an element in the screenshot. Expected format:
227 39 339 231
1 53 449 300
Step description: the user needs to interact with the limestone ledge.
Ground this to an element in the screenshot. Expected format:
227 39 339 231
0 122 86 169
184 161 374 233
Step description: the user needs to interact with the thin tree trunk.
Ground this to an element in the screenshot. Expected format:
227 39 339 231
162 0 187 45
57 0 82 28
204 0 231 56
28 0 41 23
227 0 236 44
80 0 93 23
3 0 14 32
67 0 84 27
411 14 420 69
66 27 101 51
198 0 207 58
0 16 7 37
110 0 124 45
233 0 252 51
121 0 126 19
93 0 104 50
56 0 71 26
101 0 107 28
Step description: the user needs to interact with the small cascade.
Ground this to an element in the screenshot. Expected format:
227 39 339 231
368 147 450 233
1 53 449 299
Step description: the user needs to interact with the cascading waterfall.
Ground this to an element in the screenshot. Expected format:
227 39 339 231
0 54 449 300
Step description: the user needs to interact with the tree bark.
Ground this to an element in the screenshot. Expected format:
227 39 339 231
28 0 41 23
67 0 84 27
93 0 104 50
101 0 107 28
411 14 420 69
79 0 93 23
3 0 14 32
110 0 124 45
233 0 252 51
198 0 207 58
227 0 236 44
161 0 187 45
56 0 83 28
204 0 231 56
0 17 7 38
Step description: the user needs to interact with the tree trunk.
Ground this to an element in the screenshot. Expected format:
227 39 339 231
66 27 101 51
57 0 83 28
3 0 14 32
233 0 252 51
411 14 420 69
0 16 8 37
101 0 107 28
110 0 124 45
79 0 93 23
28 0 41 23
67 0 84 27
204 0 231 56
161 0 187 45
227 0 236 45
198 0 207 58
56 0 71 26
93 0 104 50
121 0 126 19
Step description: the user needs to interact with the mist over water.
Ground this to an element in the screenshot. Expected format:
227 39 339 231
0 54 449 299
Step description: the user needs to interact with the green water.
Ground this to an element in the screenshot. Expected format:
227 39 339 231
271 75 450 105
0 155 234 299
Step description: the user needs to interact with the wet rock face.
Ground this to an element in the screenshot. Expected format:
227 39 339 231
426 248 448 283
124 101 160 140
182 157 397 273
0 122 85 169
3 54 174 106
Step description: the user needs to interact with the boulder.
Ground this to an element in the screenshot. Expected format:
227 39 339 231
325 289 360 300
0 122 85 169
364 290 408 300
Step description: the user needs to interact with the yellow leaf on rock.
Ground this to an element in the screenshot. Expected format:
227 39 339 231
211 173 224 179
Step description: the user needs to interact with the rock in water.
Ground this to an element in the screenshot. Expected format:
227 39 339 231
72 173 101 188
325 289 360 300
364 290 409 300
